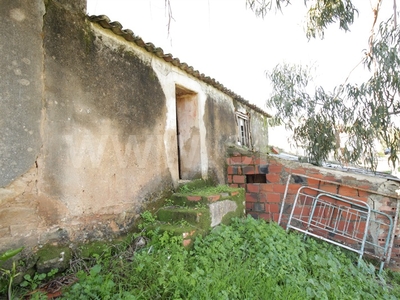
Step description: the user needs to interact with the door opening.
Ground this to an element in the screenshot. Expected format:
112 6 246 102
175 85 201 180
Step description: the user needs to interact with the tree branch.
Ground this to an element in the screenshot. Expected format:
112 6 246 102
165 0 174 36
368 0 383 57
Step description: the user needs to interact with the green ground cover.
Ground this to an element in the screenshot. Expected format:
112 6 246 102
4 215 400 299
60 216 400 299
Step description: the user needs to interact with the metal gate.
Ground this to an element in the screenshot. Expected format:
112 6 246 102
284 186 393 273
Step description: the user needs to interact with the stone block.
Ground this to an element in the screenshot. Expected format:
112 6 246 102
209 200 238 227
36 245 72 274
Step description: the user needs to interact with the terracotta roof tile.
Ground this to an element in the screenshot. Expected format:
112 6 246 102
88 15 271 117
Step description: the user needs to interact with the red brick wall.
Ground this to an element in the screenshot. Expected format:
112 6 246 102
227 152 400 270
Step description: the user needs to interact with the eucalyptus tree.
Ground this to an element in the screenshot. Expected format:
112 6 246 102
247 0 399 172
247 0 358 38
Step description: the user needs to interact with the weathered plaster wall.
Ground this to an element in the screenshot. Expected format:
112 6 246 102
0 0 269 252
38 0 172 240
232 100 269 153
0 0 46 250
0 0 44 188
249 107 269 153
204 92 237 183
0 0 174 251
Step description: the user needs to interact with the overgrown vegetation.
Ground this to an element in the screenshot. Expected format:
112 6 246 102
34 217 400 299
178 183 234 196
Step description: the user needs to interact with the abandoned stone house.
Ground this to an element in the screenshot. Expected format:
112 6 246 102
0 0 270 252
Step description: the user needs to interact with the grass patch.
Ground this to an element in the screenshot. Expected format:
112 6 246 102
178 184 235 196
60 217 400 299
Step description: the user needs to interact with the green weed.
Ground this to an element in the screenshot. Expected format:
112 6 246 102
20 268 58 291
175 219 191 227
179 184 192 193
194 202 208 209
179 184 233 196
163 198 175 207
0 247 23 299
60 216 400 299
138 210 156 230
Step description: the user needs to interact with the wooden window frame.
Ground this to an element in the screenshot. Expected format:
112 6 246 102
235 111 250 147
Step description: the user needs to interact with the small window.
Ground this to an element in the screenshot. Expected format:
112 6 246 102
235 111 250 147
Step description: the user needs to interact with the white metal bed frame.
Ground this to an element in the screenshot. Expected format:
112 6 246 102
284 186 393 273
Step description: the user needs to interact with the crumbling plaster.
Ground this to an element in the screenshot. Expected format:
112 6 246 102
0 0 269 253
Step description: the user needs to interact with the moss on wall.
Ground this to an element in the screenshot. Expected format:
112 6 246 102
40 0 171 224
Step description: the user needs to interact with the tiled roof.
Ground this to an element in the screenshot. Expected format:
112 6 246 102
88 15 271 118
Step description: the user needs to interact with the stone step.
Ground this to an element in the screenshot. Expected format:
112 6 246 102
152 184 245 247
171 189 241 207
157 207 210 227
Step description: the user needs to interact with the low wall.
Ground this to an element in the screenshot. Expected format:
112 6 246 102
227 151 400 270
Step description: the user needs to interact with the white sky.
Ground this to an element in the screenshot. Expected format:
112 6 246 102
86 0 394 109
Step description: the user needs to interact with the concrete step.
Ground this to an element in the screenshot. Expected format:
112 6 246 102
152 185 245 247
157 206 209 227
171 189 242 207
